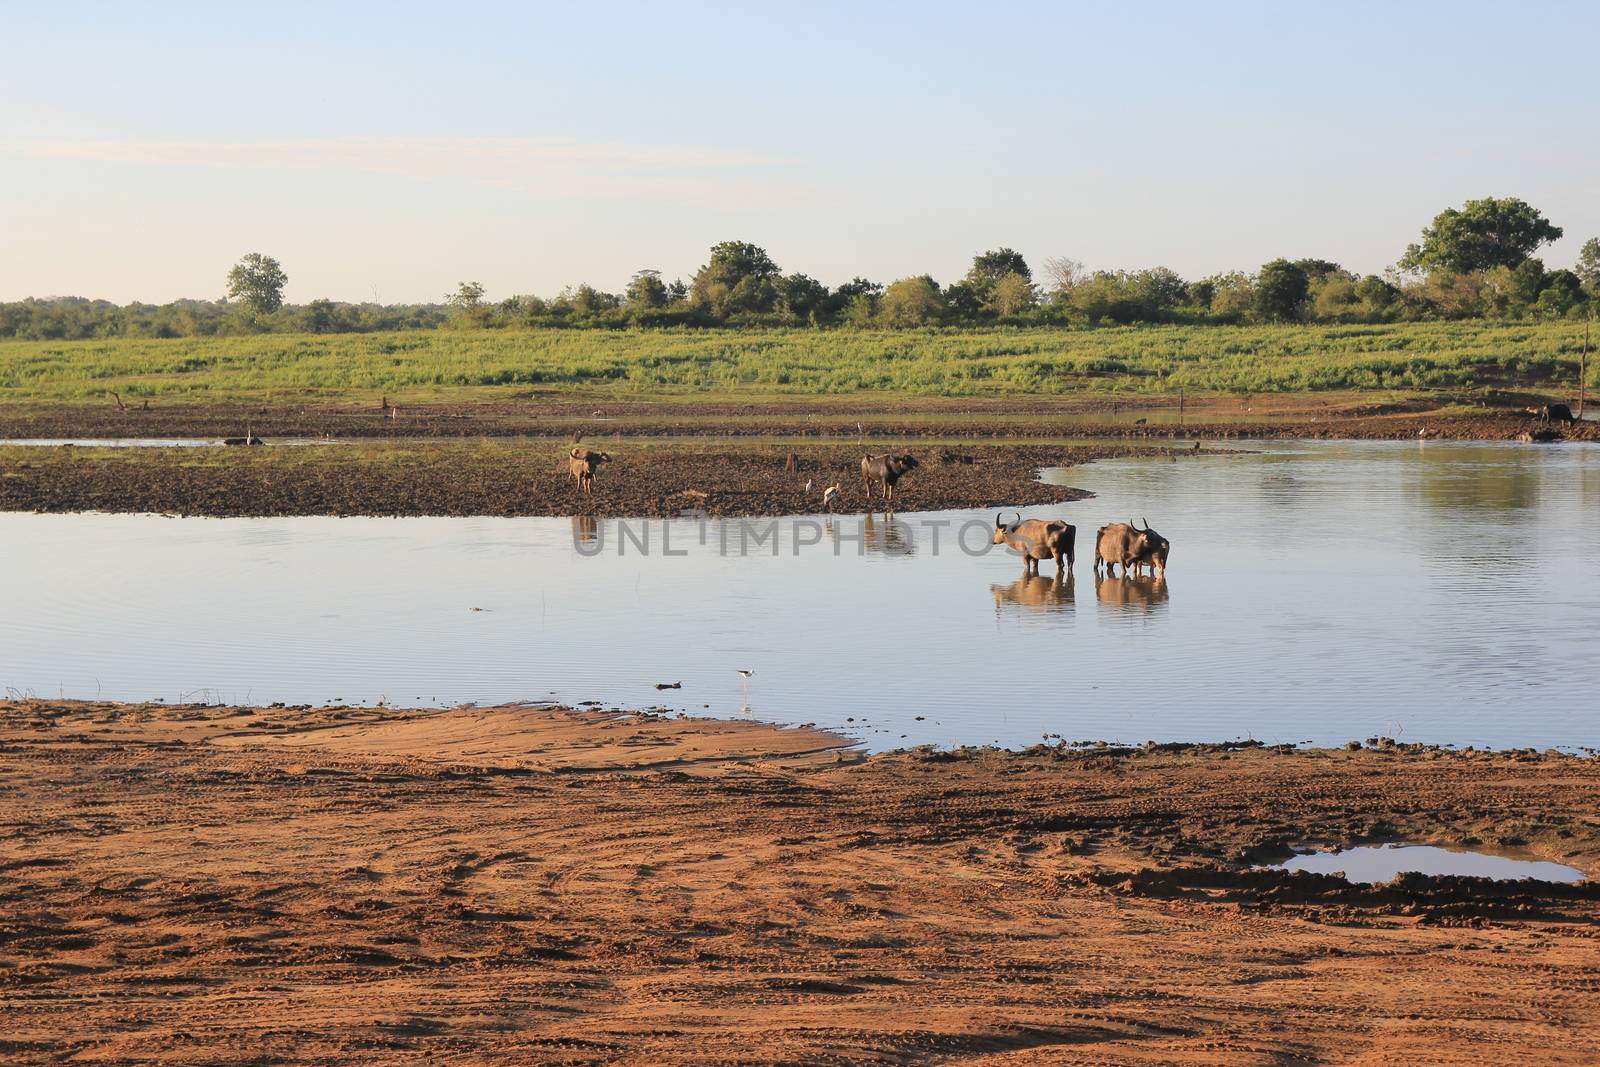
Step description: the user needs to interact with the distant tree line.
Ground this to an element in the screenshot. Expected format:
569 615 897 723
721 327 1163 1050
4 197 1597 341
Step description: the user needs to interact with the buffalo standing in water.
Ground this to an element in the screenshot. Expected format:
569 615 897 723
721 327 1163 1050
860 454 919 505
1094 519 1169 577
992 512 1076 574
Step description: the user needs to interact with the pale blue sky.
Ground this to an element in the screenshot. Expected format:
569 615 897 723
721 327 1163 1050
3 1 1597 304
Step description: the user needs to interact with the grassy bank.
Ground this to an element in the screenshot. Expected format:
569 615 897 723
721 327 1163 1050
0 321 1592 404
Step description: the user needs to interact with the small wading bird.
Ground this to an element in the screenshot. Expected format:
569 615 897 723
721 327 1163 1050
804 478 814 494
822 483 842 512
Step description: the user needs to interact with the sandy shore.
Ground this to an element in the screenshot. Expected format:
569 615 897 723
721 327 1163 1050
3 699 1596 1064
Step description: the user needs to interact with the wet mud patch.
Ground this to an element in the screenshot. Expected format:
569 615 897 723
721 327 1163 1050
1066 863 1598 926
0 440 1185 518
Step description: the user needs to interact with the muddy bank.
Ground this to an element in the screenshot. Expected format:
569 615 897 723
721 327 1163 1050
0 441 1189 518
2 699 1597 1064
3 393 1597 443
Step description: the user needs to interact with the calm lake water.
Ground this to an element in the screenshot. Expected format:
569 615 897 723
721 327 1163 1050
2 440 1597 751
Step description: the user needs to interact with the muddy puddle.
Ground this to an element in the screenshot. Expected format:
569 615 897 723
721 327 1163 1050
2 440 1597 751
1271 844 1586 884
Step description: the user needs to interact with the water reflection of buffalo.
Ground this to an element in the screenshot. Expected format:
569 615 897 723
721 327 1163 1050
862 511 915 555
992 572 1075 613
570 514 600 545
1094 573 1169 611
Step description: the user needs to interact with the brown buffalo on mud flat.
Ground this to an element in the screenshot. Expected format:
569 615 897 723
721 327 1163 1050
1095 519 1169 577
993 512 1076 573
568 446 610 495
860 453 919 505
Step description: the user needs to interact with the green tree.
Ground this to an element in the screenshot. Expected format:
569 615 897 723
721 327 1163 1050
833 277 882 303
1254 259 1309 321
1131 267 1187 312
1536 269 1584 317
842 293 879 327
1201 272 1254 319
776 273 830 323
961 248 1031 316
225 253 287 313
1508 259 1547 306
301 298 338 333
691 240 781 315
984 272 1037 316
448 281 486 309
569 284 619 316
966 248 1030 288
1398 197 1563 273
834 278 882 326
1311 276 1360 321
626 270 668 309
1068 272 1148 324
942 281 982 318
1291 258 1348 284
1355 274 1397 310
878 276 944 327
1576 238 1600 293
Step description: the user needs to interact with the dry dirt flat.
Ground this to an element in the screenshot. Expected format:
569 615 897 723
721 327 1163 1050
2 699 1597 1065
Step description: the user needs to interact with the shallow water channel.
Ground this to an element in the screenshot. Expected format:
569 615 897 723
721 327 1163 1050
2 440 1597 751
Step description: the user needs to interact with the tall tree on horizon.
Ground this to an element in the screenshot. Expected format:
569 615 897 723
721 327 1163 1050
1398 197 1562 274
225 253 287 313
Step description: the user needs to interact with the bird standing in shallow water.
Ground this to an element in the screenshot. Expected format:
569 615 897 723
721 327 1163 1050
822 483 841 512
804 478 814 494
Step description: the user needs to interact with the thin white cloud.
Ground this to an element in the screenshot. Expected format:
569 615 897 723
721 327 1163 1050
6 136 796 199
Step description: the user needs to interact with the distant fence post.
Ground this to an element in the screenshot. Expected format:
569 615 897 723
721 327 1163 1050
1581 316 1590 419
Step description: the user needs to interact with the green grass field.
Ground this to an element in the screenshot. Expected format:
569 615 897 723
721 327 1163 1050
0 322 1591 403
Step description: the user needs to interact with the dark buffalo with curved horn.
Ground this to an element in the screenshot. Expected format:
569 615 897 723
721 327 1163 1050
992 512 1076 574
1094 518 1170 577
860 453 919 505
